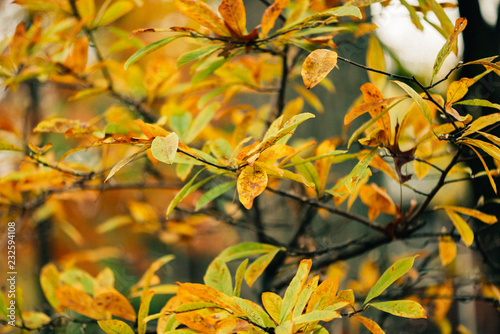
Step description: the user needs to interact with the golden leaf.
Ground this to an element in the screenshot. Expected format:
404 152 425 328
237 165 268 209
301 49 338 90
174 0 230 37
218 0 246 37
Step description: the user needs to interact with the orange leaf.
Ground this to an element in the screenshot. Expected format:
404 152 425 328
64 36 89 73
215 318 253 334
301 49 338 89
306 277 339 313
237 165 268 209
93 287 137 322
354 315 385 334
439 235 457 266
174 0 230 37
361 83 391 142
218 0 246 37
134 119 170 139
359 184 396 220
55 286 104 319
261 0 290 38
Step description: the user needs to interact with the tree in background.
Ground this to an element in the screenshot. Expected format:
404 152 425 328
1 0 499 333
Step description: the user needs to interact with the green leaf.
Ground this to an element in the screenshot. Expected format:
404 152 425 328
292 276 319 319
345 0 388 7
95 0 134 27
98 320 135 334
125 35 186 70
232 297 266 328
0 292 8 318
370 300 427 319
344 147 377 193
204 258 233 296
136 255 175 301
280 259 312 323
60 269 95 295
401 0 423 30
105 146 149 182
138 291 154 334
177 44 223 68
195 180 236 211
185 103 219 144
233 259 248 297
217 242 283 262
0 140 23 152
393 81 433 127
192 57 230 85
244 248 281 288
151 133 179 164
275 320 293 334
169 112 192 142
363 256 418 305
166 169 216 218
291 156 320 193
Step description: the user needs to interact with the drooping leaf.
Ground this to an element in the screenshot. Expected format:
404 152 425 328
353 315 385 334
364 256 418 305
204 258 233 296
98 319 135 334
261 0 290 38
366 35 387 89
431 17 467 82
370 300 427 319
394 80 433 127
105 146 150 182
151 132 179 164
55 286 104 319
280 259 312 323
435 206 497 224
174 0 230 36
244 248 281 287
125 35 186 70
301 49 338 89
443 209 474 247
237 165 268 209
439 235 457 266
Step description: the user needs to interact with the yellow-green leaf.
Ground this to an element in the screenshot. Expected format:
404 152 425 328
233 259 248 297
217 242 283 262
185 103 218 144
151 132 179 164
195 180 237 211
280 259 312 323
370 300 427 319
244 248 281 287
301 49 338 89
262 292 282 324
138 290 154 334
344 147 377 193
204 258 233 295
40 263 62 312
0 141 23 152
105 146 149 182
431 17 467 82
98 319 135 334
364 256 418 305
294 309 340 325
95 0 134 27
125 35 186 70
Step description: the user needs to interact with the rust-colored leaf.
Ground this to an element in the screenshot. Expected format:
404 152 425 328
301 49 338 89
359 183 396 220
55 286 104 319
237 165 268 209
93 287 137 322
218 0 246 37
134 119 170 139
64 36 88 73
261 0 290 38
354 315 385 334
174 0 230 36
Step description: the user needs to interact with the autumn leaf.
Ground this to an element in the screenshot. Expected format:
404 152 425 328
443 209 474 247
55 286 104 319
370 300 427 319
353 315 385 334
98 320 135 334
237 165 268 209
218 0 246 37
359 183 396 220
93 287 137 322
173 0 230 37
151 132 179 164
439 235 457 266
301 49 338 89
261 0 290 38
366 35 387 89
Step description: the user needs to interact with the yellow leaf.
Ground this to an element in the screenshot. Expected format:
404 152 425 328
215 318 253 334
366 35 386 89
55 286 104 319
258 143 295 162
435 205 497 224
439 235 457 266
262 292 282 324
40 264 63 312
306 277 339 313
443 209 474 247
93 287 137 322
95 0 134 27
261 0 290 38
464 143 497 194
134 119 170 139
218 0 246 37
353 315 385 334
76 0 95 20
359 184 396 220
174 0 230 37
237 165 268 209
446 78 475 104
301 49 338 90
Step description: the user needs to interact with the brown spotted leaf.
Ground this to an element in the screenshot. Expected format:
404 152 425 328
218 0 246 37
301 49 338 89
237 165 268 209
174 0 230 37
